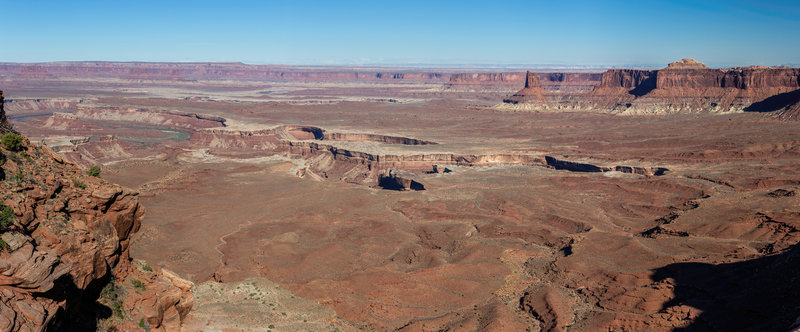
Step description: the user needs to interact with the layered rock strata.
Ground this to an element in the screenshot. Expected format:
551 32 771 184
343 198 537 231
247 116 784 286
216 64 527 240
0 90 192 331
504 58 800 115
191 126 668 189
450 72 601 94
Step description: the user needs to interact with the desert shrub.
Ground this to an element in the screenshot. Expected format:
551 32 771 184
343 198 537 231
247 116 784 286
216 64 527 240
1 133 23 151
112 301 124 319
0 238 8 251
10 172 25 187
131 278 146 291
0 205 15 231
73 179 86 189
137 261 153 273
100 282 117 302
100 281 125 319
86 165 101 177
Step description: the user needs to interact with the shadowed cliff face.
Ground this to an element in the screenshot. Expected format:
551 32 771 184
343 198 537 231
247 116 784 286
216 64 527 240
744 89 800 121
652 242 800 331
0 90 12 133
595 69 658 97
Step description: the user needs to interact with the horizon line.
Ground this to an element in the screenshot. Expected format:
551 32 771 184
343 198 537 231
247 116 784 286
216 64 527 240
1 60 798 71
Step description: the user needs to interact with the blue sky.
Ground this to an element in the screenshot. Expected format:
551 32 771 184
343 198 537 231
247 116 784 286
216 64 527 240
2 0 799 67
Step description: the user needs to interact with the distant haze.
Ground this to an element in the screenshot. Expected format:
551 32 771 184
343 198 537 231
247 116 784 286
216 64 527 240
3 0 799 67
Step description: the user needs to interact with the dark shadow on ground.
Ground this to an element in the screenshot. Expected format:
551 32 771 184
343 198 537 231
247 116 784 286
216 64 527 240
41 270 113 331
652 243 800 331
744 89 800 113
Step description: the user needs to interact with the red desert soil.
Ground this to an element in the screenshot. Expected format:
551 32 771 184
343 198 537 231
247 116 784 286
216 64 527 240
4 62 800 331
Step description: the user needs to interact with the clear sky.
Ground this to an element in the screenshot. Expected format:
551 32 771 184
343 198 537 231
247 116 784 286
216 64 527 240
2 0 799 67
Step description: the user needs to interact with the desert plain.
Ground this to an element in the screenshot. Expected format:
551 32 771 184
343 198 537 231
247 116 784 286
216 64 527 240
2 60 800 331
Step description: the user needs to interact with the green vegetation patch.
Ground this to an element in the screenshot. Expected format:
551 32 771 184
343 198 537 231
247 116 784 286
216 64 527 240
1 133 23 152
86 165 101 177
131 278 146 291
0 204 15 231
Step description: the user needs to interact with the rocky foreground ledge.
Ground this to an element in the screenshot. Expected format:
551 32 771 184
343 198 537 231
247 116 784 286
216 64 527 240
0 90 192 331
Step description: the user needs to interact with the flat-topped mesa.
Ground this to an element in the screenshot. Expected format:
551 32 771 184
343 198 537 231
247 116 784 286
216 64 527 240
654 66 800 91
0 62 450 83
538 72 603 93
503 71 548 104
448 72 601 95
504 58 800 114
447 72 527 87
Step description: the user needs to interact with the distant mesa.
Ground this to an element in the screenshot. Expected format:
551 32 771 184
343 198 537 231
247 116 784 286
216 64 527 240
502 58 800 116
665 58 709 70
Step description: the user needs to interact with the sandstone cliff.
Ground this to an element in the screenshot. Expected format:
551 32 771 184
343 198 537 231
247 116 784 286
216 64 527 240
449 71 601 94
447 72 527 87
0 90 192 331
503 58 800 115
503 71 547 103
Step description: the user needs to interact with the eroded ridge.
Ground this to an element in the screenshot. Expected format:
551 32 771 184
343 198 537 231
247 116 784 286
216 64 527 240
190 125 669 189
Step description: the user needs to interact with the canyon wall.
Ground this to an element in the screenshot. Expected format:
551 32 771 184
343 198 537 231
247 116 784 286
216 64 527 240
447 72 527 87
189 126 668 190
504 58 800 115
538 72 602 93
448 71 601 93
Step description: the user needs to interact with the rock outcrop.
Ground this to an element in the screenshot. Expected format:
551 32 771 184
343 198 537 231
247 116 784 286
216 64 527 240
503 71 547 103
0 91 11 133
0 90 192 331
378 170 425 191
503 58 800 115
665 58 708 69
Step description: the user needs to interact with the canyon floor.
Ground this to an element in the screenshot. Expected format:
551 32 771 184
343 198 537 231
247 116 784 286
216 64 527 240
4 73 800 331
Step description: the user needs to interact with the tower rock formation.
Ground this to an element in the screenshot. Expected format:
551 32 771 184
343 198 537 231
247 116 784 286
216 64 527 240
503 71 547 103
